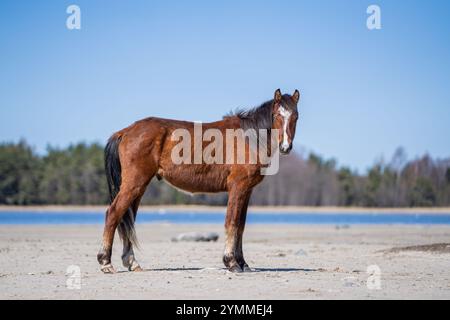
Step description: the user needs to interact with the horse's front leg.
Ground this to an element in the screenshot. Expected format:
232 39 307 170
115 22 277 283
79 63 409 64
223 188 252 273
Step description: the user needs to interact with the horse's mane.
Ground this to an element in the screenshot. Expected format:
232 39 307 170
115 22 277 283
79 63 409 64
225 100 274 131
225 94 296 131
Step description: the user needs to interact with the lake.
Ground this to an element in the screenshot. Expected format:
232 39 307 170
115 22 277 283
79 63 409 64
0 210 450 225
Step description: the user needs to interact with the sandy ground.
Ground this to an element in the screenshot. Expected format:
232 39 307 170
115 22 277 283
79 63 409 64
1 224 450 300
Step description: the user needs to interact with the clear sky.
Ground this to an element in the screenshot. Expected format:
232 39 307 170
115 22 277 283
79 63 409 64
1 0 449 172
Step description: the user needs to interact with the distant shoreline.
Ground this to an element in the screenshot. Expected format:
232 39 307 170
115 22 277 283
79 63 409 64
1 205 450 215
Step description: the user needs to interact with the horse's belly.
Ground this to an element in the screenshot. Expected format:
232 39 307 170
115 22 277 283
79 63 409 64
157 165 229 194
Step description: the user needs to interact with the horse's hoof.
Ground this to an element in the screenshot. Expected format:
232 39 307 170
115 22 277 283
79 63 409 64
101 264 116 274
228 264 243 273
130 265 143 272
125 259 143 272
242 264 253 272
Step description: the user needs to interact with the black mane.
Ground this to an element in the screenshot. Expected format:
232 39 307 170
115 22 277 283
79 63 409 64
225 94 295 131
231 100 273 131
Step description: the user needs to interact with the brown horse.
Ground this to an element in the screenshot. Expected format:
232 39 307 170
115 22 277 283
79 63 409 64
97 89 300 273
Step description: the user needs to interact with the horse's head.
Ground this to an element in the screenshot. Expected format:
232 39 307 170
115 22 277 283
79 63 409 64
272 89 300 155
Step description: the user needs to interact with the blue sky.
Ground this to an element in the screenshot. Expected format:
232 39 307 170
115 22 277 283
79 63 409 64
1 0 449 172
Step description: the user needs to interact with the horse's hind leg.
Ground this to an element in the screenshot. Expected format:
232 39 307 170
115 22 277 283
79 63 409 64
97 182 147 274
120 195 144 272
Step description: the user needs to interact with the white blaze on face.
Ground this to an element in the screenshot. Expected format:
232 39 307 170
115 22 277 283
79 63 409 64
279 106 292 150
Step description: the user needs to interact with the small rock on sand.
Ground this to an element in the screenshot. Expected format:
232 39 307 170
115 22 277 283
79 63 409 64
295 249 308 256
171 232 219 242
342 276 360 287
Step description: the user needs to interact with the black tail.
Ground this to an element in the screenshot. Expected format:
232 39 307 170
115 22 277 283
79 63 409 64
105 135 138 248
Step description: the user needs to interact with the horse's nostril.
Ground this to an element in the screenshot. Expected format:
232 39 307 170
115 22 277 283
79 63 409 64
280 144 292 154
280 145 291 154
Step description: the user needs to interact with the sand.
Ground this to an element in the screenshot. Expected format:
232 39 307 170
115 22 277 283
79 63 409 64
1 223 450 300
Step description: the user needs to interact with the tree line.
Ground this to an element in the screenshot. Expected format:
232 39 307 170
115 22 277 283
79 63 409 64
1 140 449 207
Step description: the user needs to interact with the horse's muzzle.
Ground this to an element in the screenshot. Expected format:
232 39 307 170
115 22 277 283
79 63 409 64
280 144 293 155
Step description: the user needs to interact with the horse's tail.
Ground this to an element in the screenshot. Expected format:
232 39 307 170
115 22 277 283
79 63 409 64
104 134 139 248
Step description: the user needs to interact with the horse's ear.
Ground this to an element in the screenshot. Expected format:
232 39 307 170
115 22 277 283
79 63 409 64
274 89 282 103
292 90 300 104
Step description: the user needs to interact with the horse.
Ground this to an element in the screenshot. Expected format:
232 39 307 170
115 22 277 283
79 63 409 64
97 88 300 273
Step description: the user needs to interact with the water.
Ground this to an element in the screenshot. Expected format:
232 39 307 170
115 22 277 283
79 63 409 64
0 211 450 225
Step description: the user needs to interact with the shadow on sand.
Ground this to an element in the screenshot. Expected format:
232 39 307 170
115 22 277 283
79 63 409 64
252 267 319 272
118 267 320 273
